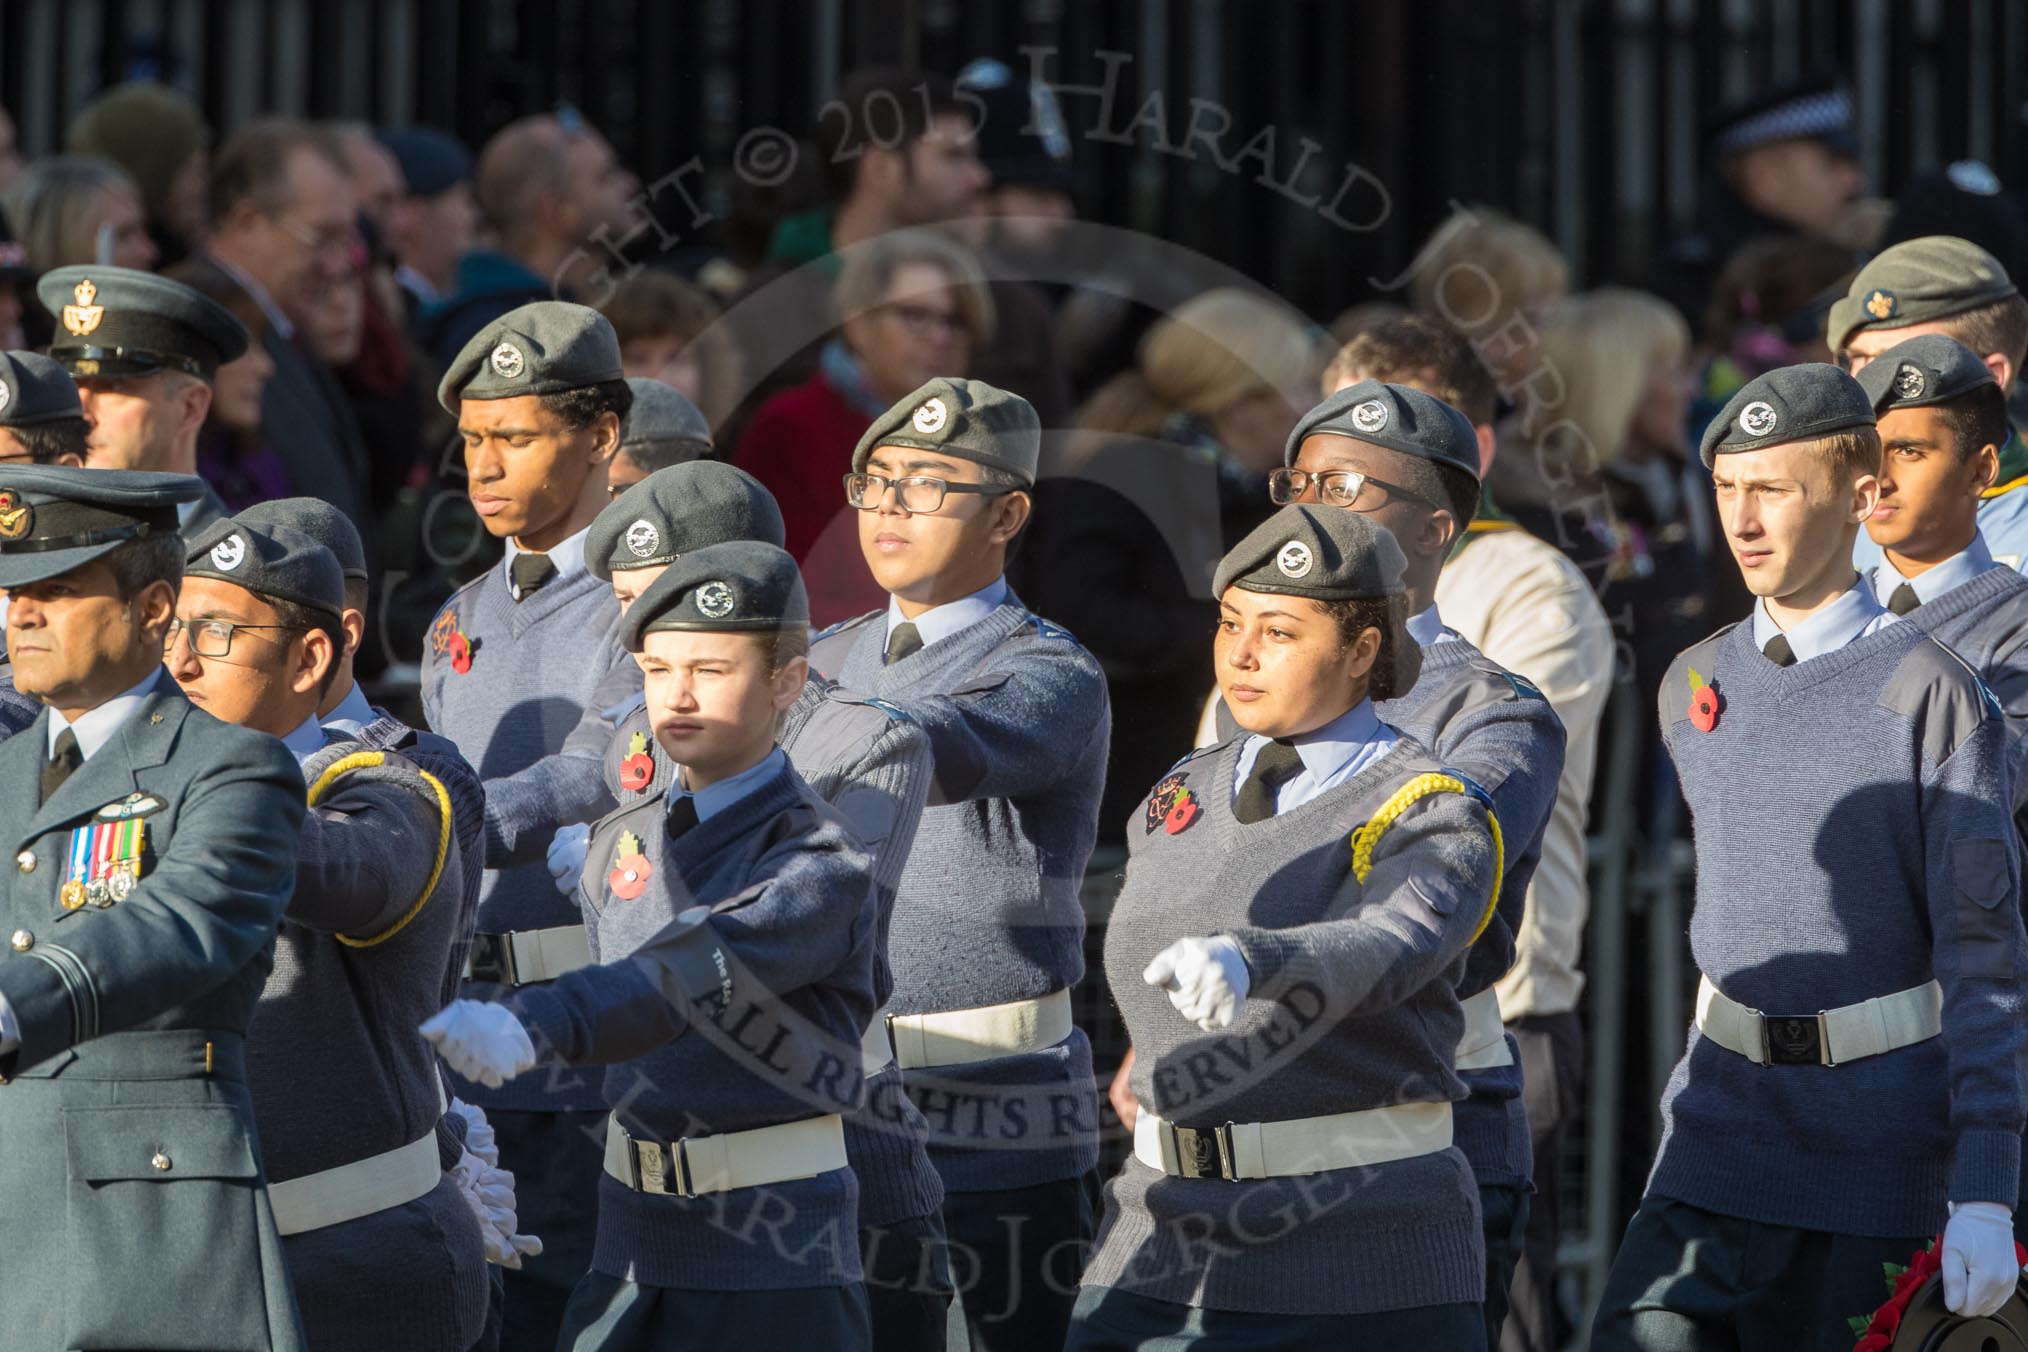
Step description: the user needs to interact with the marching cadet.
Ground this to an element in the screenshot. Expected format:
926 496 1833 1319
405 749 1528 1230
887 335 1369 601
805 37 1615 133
423 299 635 1349
1278 380 1566 1347
0 465 308 1351
0 351 86 734
425 540 883 1351
1829 236 2028 573
1593 366 2028 1347
35 263 247 529
1071 504 1501 1350
607 375 715 492
808 376 1111 1351
167 514 490 1351
555 461 953 1348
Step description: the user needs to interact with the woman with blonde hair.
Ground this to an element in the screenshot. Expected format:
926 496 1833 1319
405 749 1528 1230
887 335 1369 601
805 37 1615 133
2 155 157 344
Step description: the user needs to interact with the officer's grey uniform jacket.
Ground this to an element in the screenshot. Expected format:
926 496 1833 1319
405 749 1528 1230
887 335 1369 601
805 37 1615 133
421 560 629 1112
811 601 1111 1193
246 736 489 1352
1088 734 1500 1315
0 675 310 1352
595 676 946 1228
512 755 882 1290
480 654 635 868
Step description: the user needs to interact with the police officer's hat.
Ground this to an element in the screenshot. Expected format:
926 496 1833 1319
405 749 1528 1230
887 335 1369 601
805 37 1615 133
0 464 203 587
437 301 625 415
620 540 808 653
235 497 369 583
587 461 785 582
620 378 713 461
852 377 1040 485
37 265 249 382
1855 333 1997 415
1697 363 1876 468
0 351 84 428
1285 379 1481 481
183 517 345 622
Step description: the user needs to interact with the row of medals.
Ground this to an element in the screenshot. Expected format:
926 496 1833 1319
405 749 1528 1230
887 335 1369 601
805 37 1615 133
61 862 137 910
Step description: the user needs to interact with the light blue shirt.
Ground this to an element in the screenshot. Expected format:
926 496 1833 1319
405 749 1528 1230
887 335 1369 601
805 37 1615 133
1232 698 1400 815
669 747 787 827
1869 534 2000 619
1749 578 1892 664
1407 603 1463 649
504 525 590 601
321 681 377 740
884 576 1009 653
280 714 328 764
48 668 164 759
1857 487 2028 577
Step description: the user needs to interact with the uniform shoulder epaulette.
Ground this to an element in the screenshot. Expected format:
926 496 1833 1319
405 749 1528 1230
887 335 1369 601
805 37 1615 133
832 690 916 725
1026 614 1078 644
1465 657 1544 702
811 610 882 645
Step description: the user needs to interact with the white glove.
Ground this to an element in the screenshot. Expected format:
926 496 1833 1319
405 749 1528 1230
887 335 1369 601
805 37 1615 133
421 1000 537 1088
1143 936 1250 1031
1942 1200 2020 1317
447 1097 499 1167
547 822 590 895
450 1148 544 1269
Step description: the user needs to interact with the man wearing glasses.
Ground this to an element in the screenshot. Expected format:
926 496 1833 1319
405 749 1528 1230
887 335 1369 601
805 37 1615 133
810 376 1111 1352
199 118 372 539
0 465 310 1351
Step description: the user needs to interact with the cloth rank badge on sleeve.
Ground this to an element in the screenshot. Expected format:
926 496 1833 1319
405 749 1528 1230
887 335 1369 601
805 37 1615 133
61 814 147 910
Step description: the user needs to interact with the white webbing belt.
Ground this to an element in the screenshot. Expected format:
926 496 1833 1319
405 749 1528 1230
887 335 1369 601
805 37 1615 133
1454 989 1513 1070
1695 973 1942 1067
269 1129 442 1236
862 1007 894 1073
602 1113 846 1197
1133 1102 1453 1181
464 924 591 986
886 988 1073 1070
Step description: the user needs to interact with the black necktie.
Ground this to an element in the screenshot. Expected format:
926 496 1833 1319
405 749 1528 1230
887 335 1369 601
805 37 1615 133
1233 740 1304 824
885 622 924 665
1763 633 1797 668
1888 582 1921 616
666 795 700 839
42 728 80 802
511 553 557 601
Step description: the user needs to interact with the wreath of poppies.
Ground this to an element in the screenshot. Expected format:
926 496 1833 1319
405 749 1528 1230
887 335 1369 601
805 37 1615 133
1846 1234 2028 1349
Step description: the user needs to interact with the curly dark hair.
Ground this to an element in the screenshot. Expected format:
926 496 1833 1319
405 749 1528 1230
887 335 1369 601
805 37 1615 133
536 378 635 433
1316 593 1414 702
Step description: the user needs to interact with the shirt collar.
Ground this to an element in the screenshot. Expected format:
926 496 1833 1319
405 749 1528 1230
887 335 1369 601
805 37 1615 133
1873 533 1999 615
885 576 1009 651
1750 577 1886 663
280 714 328 763
321 680 377 740
503 525 591 599
1405 603 1460 649
49 668 164 760
394 265 440 305
1285 699 1386 783
669 747 787 826
206 251 294 341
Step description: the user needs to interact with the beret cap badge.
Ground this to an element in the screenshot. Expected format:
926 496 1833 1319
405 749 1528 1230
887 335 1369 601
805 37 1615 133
0 491 30 542
695 580 736 619
1276 540 1314 579
208 534 247 572
489 341 526 380
912 397 948 435
1350 399 1389 433
1892 364 1926 401
62 278 105 338
625 519 660 559
1865 288 1898 321
1739 401 1779 437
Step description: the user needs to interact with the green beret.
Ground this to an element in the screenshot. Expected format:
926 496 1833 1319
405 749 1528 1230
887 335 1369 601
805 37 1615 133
851 377 1039 484
620 540 808 652
1697 363 1875 468
1214 503 1410 601
0 464 202 587
1826 236 2019 354
437 301 624 415
586 461 786 582
0 351 83 427
37 265 249 381
620 377 713 458
235 497 369 582
1284 379 1480 480
1855 334 1996 414
184 518 345 621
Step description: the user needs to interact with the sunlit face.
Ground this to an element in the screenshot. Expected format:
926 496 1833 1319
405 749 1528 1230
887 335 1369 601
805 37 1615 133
1866 404 1995 560
1845 321 2011 390
1289 434 1447 565
1214 585 1377 739
1712 439 1877 602
855 446 1024 606
459 395 616 547
75 372 205 472
636 628 805 788
165 576 331 737
6 558 174 711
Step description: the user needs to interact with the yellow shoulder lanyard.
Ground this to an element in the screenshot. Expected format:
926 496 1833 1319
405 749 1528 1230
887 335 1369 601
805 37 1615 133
305 751 455 948
1348 772 1505 944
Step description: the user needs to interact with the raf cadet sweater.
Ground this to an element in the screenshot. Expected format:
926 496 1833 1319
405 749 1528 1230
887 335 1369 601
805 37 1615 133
1379 635 1566 1191
811 600 1110 1192
1086 732 1500 1315
1651 619 2028 1237
421 563 630 1112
